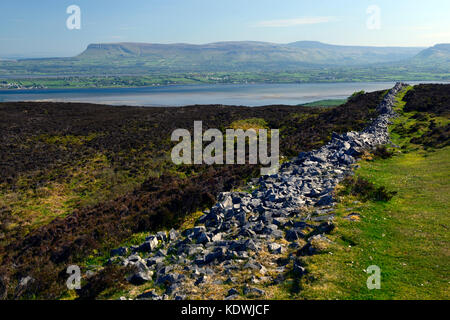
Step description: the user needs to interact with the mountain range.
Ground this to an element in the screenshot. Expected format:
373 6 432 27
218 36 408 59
1 41 449 76
77 41 430 70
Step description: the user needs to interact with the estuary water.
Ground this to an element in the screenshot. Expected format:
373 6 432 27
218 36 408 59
0 81 445 107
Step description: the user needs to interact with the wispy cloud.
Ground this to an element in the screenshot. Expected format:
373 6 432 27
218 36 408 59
254 16 337 28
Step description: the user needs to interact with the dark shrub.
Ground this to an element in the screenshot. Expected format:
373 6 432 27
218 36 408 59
410 123 450 149
77 266 128 300
404 84 450 117
339 176 397 202
372 145 394 159
0 277 8 300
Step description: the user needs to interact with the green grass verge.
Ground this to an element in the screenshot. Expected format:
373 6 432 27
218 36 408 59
298 146 449 300
296 86 449 300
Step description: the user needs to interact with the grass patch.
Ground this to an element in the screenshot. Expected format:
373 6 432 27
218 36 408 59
37 133 100 146
301 99 347 107
179 210 205 231
298 147 450 300
229 118 268 131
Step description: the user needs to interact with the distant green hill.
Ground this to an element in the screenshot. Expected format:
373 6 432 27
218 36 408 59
409 43 450 66
76 41 425 70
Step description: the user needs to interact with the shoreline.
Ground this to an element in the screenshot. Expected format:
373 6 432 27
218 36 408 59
1 81 446 107
1 79 449 92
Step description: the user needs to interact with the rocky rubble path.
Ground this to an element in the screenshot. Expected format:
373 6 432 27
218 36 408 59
107 83 407 300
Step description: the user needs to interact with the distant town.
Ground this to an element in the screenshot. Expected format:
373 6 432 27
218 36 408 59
0 81 46 90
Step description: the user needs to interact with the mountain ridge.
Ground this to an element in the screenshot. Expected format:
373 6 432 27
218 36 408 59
70 40 444 73
78 40 427 67
81 40 426 51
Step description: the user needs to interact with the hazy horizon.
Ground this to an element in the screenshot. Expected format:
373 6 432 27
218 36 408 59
2 40 435 61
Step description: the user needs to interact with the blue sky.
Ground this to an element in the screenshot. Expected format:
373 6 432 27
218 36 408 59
0 0 449 58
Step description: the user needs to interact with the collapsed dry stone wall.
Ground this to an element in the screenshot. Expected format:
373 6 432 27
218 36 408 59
107 82 407 300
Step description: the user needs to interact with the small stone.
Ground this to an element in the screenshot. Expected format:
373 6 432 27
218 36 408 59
272 217 289 227
169 228 179 241
243 239 257 251
316 221 335 234
211 233 223 242
315 195 333 206
138 236 159 252
126 254 142 263
110 247 129 257
196 232 211 244
224 277 237 284
227 288 239 297
127 271 153 285
194 274 208 286
146 256 164 267
285 228 306 241
136 290 160 300
156 231 167 242
156 273 181 286
267 243 283 254
293 260 306 277
243 286 265 297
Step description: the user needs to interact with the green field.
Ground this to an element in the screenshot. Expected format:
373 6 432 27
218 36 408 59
1 68 449 90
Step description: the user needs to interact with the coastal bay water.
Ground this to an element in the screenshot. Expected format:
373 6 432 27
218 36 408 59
0 81 445 106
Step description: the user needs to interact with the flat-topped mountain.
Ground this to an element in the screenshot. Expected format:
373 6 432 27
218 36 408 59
78 40 426 68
